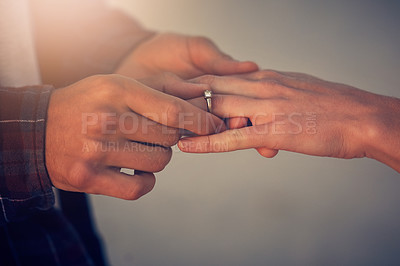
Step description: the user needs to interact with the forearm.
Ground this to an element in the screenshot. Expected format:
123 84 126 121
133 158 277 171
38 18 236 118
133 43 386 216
30 0 154 87
0 86 55 225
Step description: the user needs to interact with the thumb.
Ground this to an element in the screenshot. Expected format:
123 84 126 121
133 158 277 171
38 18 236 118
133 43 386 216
188 36 259 75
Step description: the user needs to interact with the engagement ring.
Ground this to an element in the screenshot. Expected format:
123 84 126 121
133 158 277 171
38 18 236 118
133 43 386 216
204 89 212 113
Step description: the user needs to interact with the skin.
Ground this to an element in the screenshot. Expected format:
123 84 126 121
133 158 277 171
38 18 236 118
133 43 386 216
115 33 259 79
45 33 258 199
178 70 400 173
46 74 225 200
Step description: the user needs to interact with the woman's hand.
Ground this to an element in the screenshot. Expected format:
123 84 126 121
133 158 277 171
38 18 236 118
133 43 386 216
178 70 400 173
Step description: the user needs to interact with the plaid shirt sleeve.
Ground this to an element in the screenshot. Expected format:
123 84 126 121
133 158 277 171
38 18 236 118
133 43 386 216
0 85 55 226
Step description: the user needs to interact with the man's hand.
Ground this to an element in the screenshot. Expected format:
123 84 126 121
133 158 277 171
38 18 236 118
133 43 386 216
178 70 400 173
115 33 259 79
45 74 225 200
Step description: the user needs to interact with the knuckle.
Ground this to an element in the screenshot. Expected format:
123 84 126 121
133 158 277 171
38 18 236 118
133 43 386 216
204 135 213 151
161 72 181 92
251 69 282 80
122 177 155 200
222 129 245 150
252 71 270 80
165 130 181 147
68 162 93 190
259 79 280 90
164 100 184 126
211 95 224 109
122 190 141 200
154 125 180 147
258 79 290 98
92 74 126 99
229 129 244 142
87 114 119 137
194 74 216 86
264 69 284 78
151 147 172 172
123 186 143 200
93 76 117 97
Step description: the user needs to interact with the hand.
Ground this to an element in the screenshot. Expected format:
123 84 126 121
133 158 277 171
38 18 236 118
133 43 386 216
178 70 400 173
115 33 259 79
45 74 225 200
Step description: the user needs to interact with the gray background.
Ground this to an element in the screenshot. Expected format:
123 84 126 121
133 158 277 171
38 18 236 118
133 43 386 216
92 1 400 265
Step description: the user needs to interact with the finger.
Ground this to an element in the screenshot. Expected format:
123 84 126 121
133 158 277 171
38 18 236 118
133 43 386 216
190 75 287 99
185 97 252 133
235 70 327 93
89 168 156 200
255 147 279 158
274 71 333 93
161 74 209 99
210 58 260 76
276 71 325 82
187 95 274 121
139 72 211 99
118 112 180 147
178 119 313 154
189 36 259 75
178 125 269 153
103 140 172 172
227 117 248 129
233 69 287 81
119 76 226 135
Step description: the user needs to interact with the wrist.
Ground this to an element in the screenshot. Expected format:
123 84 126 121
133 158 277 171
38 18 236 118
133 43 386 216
363 95 400 172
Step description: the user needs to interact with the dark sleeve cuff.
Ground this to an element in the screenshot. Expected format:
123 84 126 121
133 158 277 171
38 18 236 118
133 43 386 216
0 85 55 225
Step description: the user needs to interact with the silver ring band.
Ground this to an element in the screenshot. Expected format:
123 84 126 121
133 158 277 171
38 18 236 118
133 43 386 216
204 90 212 113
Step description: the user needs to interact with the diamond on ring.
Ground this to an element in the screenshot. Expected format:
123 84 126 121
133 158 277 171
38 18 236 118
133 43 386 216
204 90 212 99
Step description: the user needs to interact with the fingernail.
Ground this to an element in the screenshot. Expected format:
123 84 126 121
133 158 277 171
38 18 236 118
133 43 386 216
178 139 191 151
